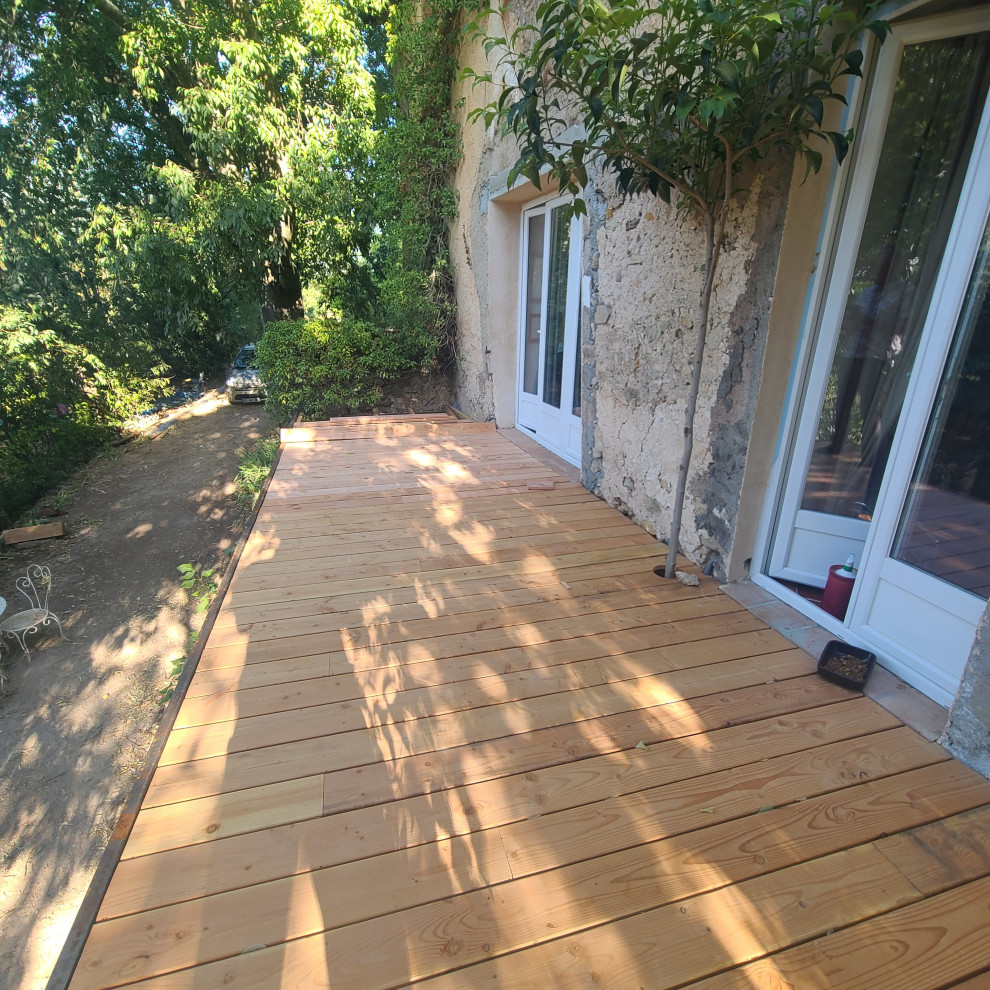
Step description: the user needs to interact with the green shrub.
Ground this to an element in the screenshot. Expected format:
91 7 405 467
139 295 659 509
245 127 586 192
0 307 160 526
234 434 280 510
256 317 425 422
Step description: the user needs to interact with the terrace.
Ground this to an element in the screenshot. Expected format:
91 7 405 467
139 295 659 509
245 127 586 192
63 414 990 989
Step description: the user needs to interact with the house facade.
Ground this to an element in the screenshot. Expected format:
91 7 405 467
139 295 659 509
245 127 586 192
449 0 990 775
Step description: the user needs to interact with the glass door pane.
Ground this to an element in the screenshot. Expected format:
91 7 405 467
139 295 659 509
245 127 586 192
522 213 545 396
542 206 570 409
800 33 990 521
892 212 990 598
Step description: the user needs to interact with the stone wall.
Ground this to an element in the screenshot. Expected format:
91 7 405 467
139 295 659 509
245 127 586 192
942 602 990 778
582 162 789 574
370 369 454 416
451 10 792 577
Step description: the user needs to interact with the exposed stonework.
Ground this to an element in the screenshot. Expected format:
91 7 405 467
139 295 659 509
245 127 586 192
371 369 454 415
586 164 788 576
580 179 608 495
451 11 791 575
942 602 990 778
701 155 790 574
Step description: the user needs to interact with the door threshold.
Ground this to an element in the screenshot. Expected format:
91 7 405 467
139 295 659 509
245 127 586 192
726 577 949 742
499 428 582 483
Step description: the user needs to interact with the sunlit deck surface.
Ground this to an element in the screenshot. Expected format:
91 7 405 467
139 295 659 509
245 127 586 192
68 414 990 990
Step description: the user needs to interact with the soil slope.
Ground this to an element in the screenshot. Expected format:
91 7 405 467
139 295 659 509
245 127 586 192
0 396 272 990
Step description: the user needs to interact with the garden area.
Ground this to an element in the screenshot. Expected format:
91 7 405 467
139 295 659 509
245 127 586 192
0 2 463 985
1 0 463 531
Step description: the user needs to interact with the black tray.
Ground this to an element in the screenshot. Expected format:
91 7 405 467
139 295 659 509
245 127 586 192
817 640 877 691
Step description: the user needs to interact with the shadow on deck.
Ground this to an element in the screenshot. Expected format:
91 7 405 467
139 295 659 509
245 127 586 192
62 414 990 989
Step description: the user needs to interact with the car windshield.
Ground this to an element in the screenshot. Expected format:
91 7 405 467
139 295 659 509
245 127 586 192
233 349 260 371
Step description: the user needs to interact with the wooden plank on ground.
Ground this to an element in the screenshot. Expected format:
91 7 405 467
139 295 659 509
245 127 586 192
146 658 852 813
149 676 855 820
160 627 789 767
65 417 986 990
106 683 870 920
2 520 64 544
496 726 947 877
205 570 714 649
198 580 727 670
873 803 990 895
402 843 922 990
188 603 771 703
410 808 990 990
140 725 945 871
198 591 746 673
280 419 496 442
172 640 809 731
220 542 666 610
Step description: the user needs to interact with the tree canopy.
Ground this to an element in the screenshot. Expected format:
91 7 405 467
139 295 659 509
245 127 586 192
0 0 462 521
1 0 387 355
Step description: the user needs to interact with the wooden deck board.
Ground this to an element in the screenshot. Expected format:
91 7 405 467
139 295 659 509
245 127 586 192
67 415 990 990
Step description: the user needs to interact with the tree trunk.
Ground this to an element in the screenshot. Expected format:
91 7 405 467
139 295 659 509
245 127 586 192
262 257 304 323
664 215 719 579
262 211 304 323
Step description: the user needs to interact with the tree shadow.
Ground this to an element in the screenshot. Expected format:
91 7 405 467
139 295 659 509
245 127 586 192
0 398 272 990
54 416 960 990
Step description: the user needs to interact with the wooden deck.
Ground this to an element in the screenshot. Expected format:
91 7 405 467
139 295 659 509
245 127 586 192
67 414 990 990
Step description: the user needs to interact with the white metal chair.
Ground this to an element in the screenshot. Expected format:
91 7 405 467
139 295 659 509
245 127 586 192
0 565 64 658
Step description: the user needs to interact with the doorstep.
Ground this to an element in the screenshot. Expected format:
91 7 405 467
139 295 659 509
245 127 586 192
722 579 950 743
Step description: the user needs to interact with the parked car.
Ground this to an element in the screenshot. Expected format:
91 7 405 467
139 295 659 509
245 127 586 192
226 343 266 403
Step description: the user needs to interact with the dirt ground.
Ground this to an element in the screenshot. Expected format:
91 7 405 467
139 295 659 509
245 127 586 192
0 394 273 990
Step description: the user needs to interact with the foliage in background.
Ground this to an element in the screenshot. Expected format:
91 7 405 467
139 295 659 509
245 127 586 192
364 0 465 365
234 434 280 511
0 0 389 513
257 318 422 421
1 0 385 333
0 0 467 515
466 0 888 576
0 307 161 526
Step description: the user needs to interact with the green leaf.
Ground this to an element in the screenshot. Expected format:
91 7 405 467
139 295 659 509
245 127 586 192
826 130 850 163
800 95 825 126
867 20 891 42
713 60 741 93
802 147 824 179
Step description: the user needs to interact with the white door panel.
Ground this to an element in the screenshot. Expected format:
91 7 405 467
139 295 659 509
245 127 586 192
765 11 990 705
516 195 583 466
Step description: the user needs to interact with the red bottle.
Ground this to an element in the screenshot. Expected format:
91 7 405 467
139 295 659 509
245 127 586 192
821 555 856 620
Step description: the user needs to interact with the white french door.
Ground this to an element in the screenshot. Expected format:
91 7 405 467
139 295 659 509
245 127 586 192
516 194 583 466
767 9 990 706
850 119 990 705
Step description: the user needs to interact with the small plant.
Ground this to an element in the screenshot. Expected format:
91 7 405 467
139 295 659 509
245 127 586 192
159 630 199 704
234 434 279 510
177 562 220 614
